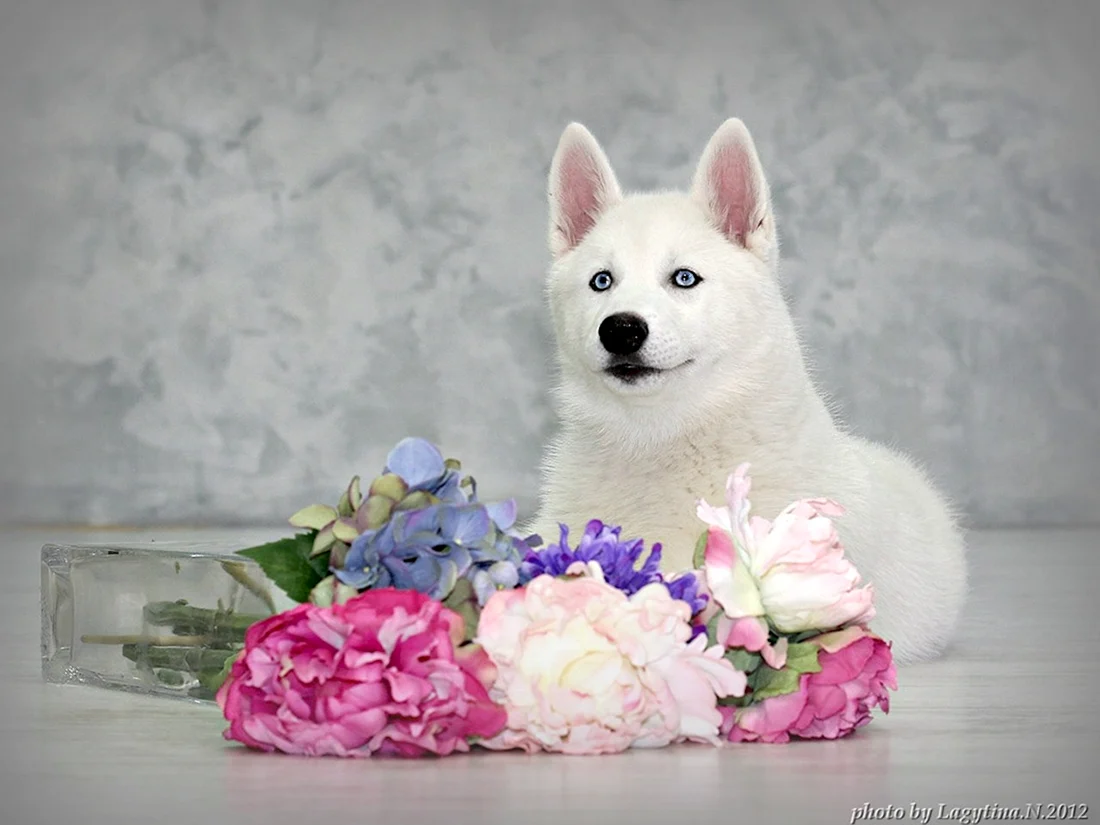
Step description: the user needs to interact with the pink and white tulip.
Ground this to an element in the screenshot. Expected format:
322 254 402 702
697 464 875 634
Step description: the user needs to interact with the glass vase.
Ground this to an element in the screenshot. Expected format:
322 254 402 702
40 540 291 703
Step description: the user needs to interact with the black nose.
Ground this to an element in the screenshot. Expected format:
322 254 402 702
598 312 649 356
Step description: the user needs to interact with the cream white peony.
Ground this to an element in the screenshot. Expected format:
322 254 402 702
473 564 746 755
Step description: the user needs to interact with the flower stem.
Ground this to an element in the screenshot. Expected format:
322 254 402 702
121 643 240 673
142 600 267 643
81 634 209 646
220 560 277 613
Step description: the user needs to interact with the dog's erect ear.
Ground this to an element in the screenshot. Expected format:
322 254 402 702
690 118 775 255
548 123 623 258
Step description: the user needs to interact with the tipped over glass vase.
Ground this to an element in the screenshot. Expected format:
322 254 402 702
41 540 290 702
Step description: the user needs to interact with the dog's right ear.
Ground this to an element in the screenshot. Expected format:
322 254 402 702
548 123 622 259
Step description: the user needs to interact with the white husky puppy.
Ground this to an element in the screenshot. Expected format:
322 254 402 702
526 118 967 664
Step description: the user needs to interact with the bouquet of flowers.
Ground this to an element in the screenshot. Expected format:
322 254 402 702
211 437 896 757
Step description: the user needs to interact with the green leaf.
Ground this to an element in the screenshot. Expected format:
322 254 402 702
750 664 803 701
782 641 822 675
306 554 331 582
718 693 751 708
725 647 762 674
237 532 328 604
442 578 480 642
789 629 823 644
197 649 242 695
705 613 723 647
442 573 474 606
453 601 480 642
692 531 709 569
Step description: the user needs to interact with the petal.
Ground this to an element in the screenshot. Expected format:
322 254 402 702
341 535 366 571
368 521 398 555
734 685 807 738
346 476 363 511
434 471 467 503
385 554 445 595
288 504 338 531
332 566 374 590
470 569 496 606
704 526 765 618
385 437 446 490
695 500 732 533
724 464 756 542
392 505 443 543
431 560 460 600
719 615 769 651
442 505 492 545
485 499 518 531
311 525 338 557
368 473 408 502
761 637 788 670
331 518 360 543
703 524 736 571
357 495 394 531
488 560 519 588
308 575 338 607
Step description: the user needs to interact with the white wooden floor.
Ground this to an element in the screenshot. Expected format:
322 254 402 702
2 527 1097 825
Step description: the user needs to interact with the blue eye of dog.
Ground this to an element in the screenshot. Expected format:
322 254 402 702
671 268 701 288
589 271 614 292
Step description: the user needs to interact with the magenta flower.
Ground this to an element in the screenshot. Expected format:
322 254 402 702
216 588 507 757
723 626 897 744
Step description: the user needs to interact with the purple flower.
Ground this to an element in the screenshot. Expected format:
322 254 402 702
664 572 709 618
521 520 708 626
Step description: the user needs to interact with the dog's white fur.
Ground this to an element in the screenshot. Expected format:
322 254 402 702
526 118 968 664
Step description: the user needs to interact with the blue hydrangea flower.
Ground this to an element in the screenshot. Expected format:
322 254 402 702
469 560 520 606
334 503 481 597
326 436 541 604
521 520 709 623
334 493 530 603
384 437 467 504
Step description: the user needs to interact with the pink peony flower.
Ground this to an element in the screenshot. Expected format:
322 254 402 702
697 464 876 633
215 588 507 757
724 626 897 743
474 566 747 755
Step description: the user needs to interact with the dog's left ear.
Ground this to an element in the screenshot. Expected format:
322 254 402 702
690 118 775 258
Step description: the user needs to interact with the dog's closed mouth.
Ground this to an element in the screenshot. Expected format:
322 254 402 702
604 360 692 384
605 363 661 383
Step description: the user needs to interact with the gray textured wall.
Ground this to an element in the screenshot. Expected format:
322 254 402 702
1 0 1097 528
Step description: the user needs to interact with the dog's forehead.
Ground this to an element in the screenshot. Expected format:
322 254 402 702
603 193 698 234
588 194 711 272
